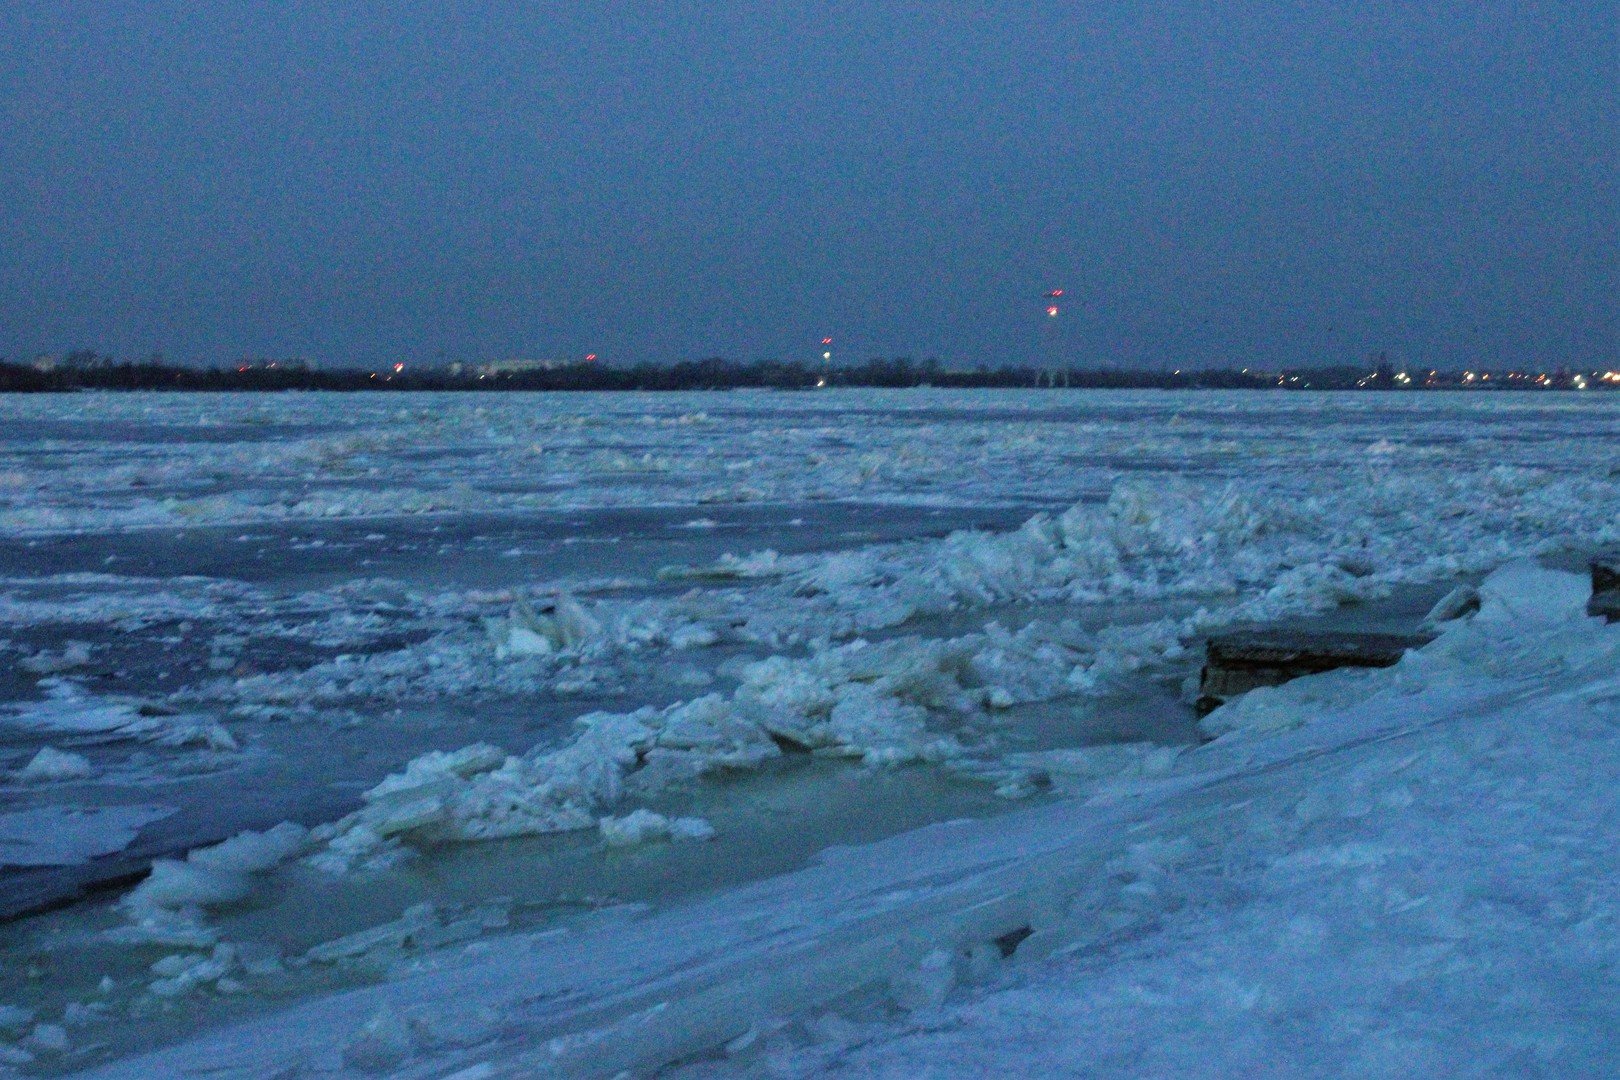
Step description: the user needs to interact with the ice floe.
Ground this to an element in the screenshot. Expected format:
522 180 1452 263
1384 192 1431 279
3 680 237 750
15 747 95 783
0 804 174 868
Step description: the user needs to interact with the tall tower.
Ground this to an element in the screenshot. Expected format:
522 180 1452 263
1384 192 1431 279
1040 289 1068 387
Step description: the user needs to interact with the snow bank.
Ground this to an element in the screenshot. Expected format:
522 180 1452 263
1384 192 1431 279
747 571 1620 1079
1200 562 1600 743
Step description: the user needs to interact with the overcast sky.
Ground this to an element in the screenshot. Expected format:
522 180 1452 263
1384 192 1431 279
0 2 1614 370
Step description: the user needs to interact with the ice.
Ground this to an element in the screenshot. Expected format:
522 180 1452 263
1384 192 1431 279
119 823 309 938
2 392 1617 545
72 558 1620 1077
4 681 141 736
659 548 789 581
995 742 1184 799
738 612 1620 1078
0 804 174 867
15 746 94 783
1419 582 1481 628
145 945 242 998
1473 558 1592 625
2 679 236 750
291 631 994 872
121 551 1603 897
599 809 716 846
18 641 93 673
8 392 1620 1074
483 594 601 658
340 1004 415 1072
0 1008 34 1034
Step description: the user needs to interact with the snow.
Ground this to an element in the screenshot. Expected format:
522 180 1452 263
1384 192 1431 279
67 562 1620 1078
736 570 1620 1080
17 641 93 674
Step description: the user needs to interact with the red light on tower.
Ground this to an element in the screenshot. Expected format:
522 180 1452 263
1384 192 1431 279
1046 305 1060 318
584 354 598 363
821 337 833 346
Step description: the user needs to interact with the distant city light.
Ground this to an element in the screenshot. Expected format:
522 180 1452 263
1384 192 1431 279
823 351 832 360
1046 305 1059 318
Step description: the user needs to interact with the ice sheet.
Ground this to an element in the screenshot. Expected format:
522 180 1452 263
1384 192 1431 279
0 805 174 868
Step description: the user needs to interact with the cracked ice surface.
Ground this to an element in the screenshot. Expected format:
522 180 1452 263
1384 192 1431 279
2 390 1619 1073
64 563 1620 1078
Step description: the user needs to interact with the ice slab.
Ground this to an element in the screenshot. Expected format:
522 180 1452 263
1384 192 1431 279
0 804 175 868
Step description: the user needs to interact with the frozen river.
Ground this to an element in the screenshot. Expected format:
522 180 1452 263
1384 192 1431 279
1 388 1617 1073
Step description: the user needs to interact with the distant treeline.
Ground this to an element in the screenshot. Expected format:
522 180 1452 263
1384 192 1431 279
1 352 1613 393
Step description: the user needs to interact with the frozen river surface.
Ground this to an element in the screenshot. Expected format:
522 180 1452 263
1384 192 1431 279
0 389 1617 1074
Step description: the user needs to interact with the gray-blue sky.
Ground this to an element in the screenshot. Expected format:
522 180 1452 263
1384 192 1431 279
1 2 1614 370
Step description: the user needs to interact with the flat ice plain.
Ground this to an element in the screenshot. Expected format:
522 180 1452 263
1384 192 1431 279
0 388 1617 1076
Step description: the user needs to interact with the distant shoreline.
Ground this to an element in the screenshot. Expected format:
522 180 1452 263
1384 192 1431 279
2 357 1613 394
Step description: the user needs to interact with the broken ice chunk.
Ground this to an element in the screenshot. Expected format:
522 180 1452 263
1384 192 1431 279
599 809 716 846
16 747 94 782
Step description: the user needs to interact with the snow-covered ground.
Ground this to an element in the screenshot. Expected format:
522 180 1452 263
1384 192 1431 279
0 389 1617 1075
